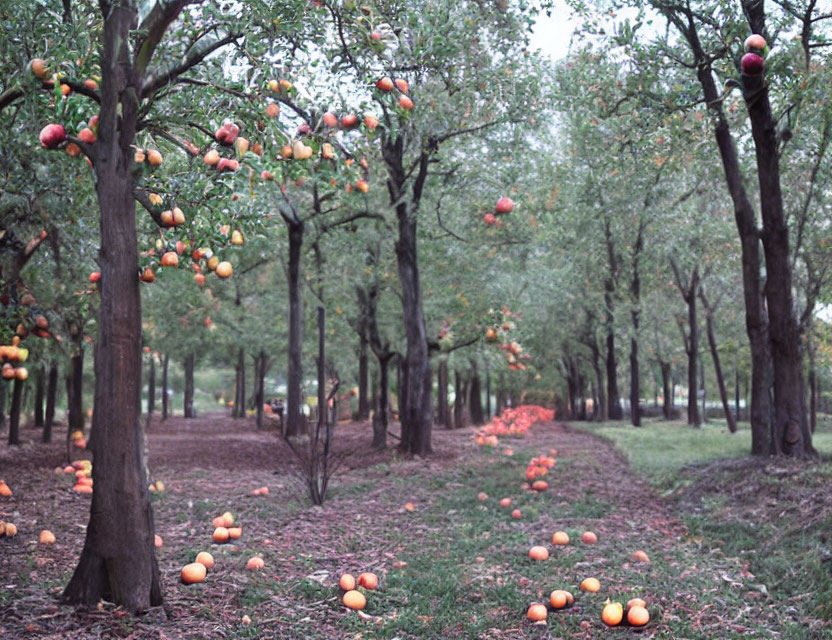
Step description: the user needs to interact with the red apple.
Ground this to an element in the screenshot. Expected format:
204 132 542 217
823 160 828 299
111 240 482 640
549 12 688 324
322 112 338 128
78 127 96 144
39 124 66 149
356 179 369 193
262 170 274 181
375 77 394 92
31 58 48 79
89 271 101 283
364 114 379 130
394 78 409 94
398 95 414 110
483 213 497 225
741 52 765 75
341 113 359 129
215 123 240 146
495 197 514 214
744 34 767 51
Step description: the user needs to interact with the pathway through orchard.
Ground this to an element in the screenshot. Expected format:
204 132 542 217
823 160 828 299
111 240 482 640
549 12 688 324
0 413 786 638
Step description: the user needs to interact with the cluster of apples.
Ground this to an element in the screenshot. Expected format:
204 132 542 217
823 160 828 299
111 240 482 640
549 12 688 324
59 459 93 493
338 571 379 611
741 34 768 76
483 196 514 226
1 344 29 382
375 76 414 110
203 122 250 172
211 510 243 544
525 452 556 489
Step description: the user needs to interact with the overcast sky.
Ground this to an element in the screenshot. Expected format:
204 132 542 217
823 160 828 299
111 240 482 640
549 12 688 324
529 0 576 62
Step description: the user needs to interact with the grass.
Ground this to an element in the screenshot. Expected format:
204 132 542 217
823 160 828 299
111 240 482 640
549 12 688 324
572 415 832 636
574 417 832 487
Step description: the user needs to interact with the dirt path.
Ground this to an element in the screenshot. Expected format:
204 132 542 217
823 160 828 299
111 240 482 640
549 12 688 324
0 415 794 638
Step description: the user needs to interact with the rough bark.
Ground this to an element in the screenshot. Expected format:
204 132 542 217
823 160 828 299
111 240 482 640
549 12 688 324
485 369 491 420
700 293 737 433
285 220 305 437
660 361 672 420
233 347 245 418
43 363 58 443
183 353 195 418
384 135 433 456
255 350 266 430
357 332 370 420
63 3 162 610
0 380 6 432
161 353 169 421
604 290 623 420
453 370 469 430
373 355 392 449
146 355 155 425
469 361 484 426
437 357 451 429
7 377 23 445
68 348 85 433
34 363 45 427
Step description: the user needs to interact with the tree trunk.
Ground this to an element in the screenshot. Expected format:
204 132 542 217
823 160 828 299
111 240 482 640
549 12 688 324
700 359 708 424
285 220 305 437
590 340 605 421
605 284 622 420
686 276 701 427
63 9 162 609
161 353 169 421
660 361 672 420
146 355 155 425
469 361 484 426
485 369 491 419
34 363 45 427
630 335 640 426
373 355 391 449
255 350 266 430
233 347 245 418
183 353 195 418
7 377 23 445
809 342 817 434
742 30 812 455
357 332 369 419
701 297 737 433
0 380 6 433
735 367 741 422
437 357 451 429
683 16 771 453
453 370 468 430
68 348 85 433
386 139 433 456
43 363 58 443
